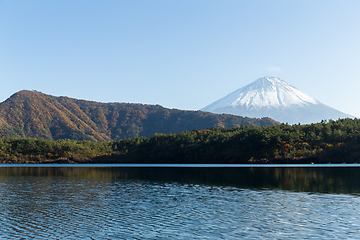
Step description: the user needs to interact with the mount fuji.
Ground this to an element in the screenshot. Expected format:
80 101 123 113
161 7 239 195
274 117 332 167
201 77 353 124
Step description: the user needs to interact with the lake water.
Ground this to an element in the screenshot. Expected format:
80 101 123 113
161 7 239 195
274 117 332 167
1 164 360 239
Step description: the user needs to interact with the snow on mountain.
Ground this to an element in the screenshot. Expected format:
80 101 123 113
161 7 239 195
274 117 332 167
202 77 353 124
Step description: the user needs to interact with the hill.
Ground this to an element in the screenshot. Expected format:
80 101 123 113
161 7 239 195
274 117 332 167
0 90 279 141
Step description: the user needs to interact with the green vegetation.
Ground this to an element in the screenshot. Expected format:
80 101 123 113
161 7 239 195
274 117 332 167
1 118 360 164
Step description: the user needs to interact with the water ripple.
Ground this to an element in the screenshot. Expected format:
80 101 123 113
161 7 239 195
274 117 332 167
1 175 360 239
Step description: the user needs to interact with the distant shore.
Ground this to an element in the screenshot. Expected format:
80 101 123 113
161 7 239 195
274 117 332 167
0 152 357 164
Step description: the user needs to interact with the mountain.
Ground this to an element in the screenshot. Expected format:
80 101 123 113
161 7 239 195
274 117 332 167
0 90 279 141
202 77 353 124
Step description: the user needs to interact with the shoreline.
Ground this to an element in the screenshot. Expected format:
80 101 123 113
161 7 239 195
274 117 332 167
0 162 359 167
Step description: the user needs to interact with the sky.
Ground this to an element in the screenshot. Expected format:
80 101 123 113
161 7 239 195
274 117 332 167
1 0 360 117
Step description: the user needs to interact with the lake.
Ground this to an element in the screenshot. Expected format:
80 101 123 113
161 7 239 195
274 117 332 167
1 164 360 239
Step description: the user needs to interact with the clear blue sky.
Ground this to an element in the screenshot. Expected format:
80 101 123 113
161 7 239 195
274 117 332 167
1 0 360 117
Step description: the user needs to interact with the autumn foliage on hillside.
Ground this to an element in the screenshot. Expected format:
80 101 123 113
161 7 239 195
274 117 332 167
0 90 278 141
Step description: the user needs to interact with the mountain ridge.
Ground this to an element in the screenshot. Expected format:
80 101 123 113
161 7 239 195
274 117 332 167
0 90 279 141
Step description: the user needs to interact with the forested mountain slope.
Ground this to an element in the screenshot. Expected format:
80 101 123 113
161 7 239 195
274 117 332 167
0 90 278 141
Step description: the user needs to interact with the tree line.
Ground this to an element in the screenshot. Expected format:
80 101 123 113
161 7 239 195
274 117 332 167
0 118 359 164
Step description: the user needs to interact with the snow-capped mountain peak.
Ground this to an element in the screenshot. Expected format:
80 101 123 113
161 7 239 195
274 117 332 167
203 77 318 112
202 77 353 124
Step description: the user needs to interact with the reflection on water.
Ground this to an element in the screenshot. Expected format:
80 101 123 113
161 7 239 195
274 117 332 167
1 166 360 194
1 167 360 239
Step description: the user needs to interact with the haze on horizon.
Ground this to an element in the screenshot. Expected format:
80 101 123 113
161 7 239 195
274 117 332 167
1 0 359 117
